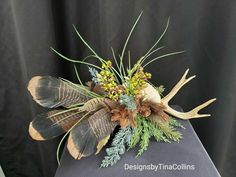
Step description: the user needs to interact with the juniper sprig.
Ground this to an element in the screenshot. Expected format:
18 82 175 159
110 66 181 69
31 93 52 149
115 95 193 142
100 126 133 167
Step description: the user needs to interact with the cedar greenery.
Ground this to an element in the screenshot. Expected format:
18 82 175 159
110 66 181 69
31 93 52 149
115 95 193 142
129 115 184 156
169 117 186 129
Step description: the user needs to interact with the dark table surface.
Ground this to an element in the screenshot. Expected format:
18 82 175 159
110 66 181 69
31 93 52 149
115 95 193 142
55 107 221 177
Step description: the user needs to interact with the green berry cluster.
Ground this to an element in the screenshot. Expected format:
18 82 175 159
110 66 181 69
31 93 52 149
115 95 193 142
125 67 151 96
97 60 123 100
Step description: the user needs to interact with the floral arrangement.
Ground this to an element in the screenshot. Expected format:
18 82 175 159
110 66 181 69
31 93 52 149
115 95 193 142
27 12 216 167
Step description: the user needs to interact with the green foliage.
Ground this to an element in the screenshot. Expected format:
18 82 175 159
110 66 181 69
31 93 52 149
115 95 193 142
119 94 137 110
157 124 182 142
129 115 184 156
129 116 143 149
88 67 99 84
124 67 152 96
137 119 151 156
129 115 156 156
100 126 133 167
156 85 165 96
169 117 185 129
52 11 184 92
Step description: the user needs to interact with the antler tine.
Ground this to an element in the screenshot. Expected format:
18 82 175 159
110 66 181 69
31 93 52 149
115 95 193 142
188 98 217 118
163 98 216 119
161 69 216 119
162 69 196 104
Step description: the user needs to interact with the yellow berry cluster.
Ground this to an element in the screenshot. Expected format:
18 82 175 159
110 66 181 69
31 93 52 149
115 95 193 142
101 60 112 69
97 60 123 101
125 67 151 96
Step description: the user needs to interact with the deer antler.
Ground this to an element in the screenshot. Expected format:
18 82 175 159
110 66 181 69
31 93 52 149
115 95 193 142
161 69 216 119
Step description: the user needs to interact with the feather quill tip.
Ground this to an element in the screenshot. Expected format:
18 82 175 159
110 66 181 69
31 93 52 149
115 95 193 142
67 135 84 160
27 76 42 99
28 122 45 141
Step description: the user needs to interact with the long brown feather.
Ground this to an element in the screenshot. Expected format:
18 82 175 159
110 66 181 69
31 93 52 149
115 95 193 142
67 108 117 159
28 76 92 108
29 109 88 141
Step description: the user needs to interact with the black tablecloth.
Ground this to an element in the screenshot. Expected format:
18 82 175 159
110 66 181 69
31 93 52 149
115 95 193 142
55 107 221 177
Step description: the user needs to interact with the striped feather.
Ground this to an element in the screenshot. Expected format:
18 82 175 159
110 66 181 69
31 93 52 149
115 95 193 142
29 109 88 141
82 97 119 112
28 76 92 108
67 108 117 159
